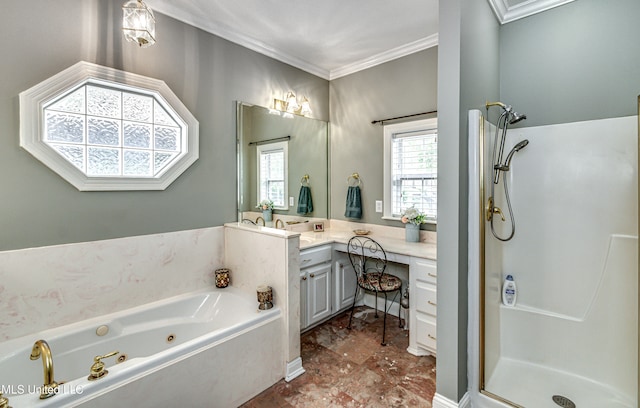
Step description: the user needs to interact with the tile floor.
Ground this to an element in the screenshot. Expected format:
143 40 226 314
241 306 436 407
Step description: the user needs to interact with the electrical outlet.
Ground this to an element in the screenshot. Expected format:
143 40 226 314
289 196 295 206
375 200 383 213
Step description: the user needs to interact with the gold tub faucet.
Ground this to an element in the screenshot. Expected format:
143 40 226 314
29 340 59 399
0 392 12 408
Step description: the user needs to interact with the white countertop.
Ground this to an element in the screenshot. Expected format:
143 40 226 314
225 221 437 261
298 230 437 261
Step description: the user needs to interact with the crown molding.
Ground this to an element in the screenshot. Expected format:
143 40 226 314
488 0 576 24
329 34 439 80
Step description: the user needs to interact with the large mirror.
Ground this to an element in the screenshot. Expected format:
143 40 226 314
237 102 329 221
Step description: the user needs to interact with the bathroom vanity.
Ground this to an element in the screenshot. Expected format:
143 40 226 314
297 224 437 357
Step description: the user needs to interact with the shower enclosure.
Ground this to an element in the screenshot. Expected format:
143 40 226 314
468 107 638 408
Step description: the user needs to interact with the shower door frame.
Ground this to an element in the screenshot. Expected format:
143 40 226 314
476 112 524 408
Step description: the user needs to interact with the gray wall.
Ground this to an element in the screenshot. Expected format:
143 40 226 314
1 0 328 250
329 48 438 229
437 0 500 402
500 0 640 127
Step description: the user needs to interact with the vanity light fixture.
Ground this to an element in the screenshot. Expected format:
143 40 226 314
273 92 312 117
122 0 156 48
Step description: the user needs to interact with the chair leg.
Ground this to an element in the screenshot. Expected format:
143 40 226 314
398 285 403 328
347 286 359 330
374 289 379 318
381 292 388 346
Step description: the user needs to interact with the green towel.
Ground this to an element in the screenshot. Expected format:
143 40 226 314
344 186 362 219
297 185 314 214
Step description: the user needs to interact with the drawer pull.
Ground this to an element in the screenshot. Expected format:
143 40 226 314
428 273 437 278
301 259 311 264
428 300 437 306
302 276 307 280
428 334 437 340
309 273 315 278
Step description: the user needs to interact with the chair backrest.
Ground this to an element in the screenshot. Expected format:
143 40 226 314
347 236 387 279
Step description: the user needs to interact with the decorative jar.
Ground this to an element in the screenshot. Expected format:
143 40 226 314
215 268 230 288
256 285 273 310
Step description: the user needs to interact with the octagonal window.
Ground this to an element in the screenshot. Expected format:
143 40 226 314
20 62 199 191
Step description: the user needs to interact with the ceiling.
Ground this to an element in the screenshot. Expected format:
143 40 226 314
150 0 575 81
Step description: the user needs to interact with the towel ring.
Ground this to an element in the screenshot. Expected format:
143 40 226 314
347 173 361 186
301 174 310 186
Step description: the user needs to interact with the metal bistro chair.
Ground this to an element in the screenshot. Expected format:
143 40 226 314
346 236 403 346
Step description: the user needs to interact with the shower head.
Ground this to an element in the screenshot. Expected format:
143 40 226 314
503 139 529 168
509 111 527 124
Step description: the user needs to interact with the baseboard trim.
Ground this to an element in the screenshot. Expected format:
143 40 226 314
285 357 305 382
432 392 470 408
406 346 432 357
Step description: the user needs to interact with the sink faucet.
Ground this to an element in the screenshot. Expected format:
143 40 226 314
255 216 265 226
275 219 284 229
29 340 59 399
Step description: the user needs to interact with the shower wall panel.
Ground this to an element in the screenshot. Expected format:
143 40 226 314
483 115 638 404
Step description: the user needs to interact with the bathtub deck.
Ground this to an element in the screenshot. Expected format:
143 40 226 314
242 306 437 407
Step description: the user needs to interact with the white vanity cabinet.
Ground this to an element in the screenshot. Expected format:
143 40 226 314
300 245 332 330
333 261 357 312
408 257 437 356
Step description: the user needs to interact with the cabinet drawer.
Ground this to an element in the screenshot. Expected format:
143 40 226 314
300 245 332 268
415 314 437 352
412 258 437 285
415 283 437 316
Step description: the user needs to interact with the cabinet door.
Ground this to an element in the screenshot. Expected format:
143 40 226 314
300 271 308 330
306 263 332 326
334 261 357 312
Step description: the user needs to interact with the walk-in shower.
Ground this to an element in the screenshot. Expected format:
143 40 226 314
468 107 638 408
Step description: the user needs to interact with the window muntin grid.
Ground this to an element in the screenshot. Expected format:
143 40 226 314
257 141 288 209
43 83 183 178
391 131 437 219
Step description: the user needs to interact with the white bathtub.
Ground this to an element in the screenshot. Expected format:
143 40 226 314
0 287 284 407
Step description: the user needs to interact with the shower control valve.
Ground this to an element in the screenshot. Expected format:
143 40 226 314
491 206 506 222
486 197 506 222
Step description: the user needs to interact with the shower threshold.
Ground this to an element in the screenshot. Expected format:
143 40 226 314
484 358 634 408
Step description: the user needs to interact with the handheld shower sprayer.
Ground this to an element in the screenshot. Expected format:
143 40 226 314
495 139 529 171
485 101 529 242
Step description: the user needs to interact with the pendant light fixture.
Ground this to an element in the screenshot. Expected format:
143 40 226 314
122 0 156 48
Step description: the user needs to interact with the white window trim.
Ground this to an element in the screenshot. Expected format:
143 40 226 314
382 118 438 224
19 61 199 191
256 140 289 210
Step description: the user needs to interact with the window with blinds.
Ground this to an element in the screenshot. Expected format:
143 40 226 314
257 141 288 209
383 118 437 222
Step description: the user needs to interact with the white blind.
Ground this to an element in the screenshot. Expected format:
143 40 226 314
259 148 285 207
391 128 437 219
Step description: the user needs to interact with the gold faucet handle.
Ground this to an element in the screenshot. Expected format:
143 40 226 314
486 197 506 222
88 351 119 381
492 206 506 221
0 392 11 408
94 350 119 362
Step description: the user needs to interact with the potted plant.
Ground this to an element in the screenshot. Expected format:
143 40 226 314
400 206 426 242
257 199 274 222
